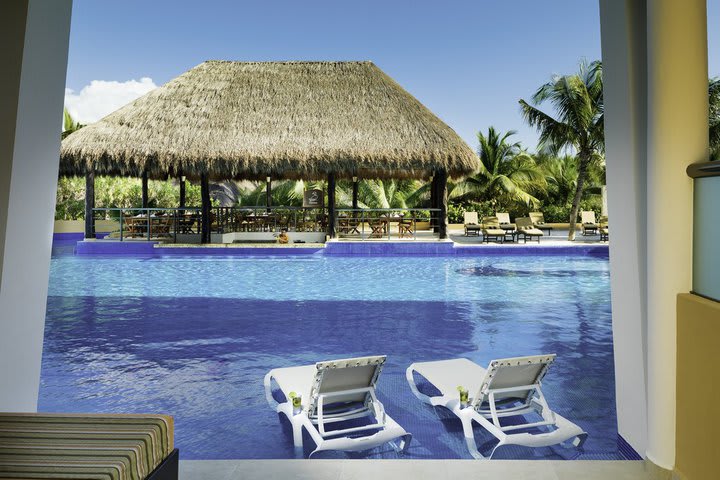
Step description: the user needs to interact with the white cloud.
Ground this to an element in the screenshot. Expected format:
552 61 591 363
64 77 158 124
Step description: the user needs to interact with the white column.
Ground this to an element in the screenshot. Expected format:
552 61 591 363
598 0 649 456
645 0 706 469
0 0 73 411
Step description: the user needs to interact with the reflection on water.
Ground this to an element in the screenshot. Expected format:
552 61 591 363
40 290 618 459
40 251 621 459
456 265 609 278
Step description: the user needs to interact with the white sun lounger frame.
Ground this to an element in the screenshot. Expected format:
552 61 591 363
406 354 587 459
265 355 411 457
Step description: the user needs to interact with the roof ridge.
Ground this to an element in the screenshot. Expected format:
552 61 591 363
202 60 375 65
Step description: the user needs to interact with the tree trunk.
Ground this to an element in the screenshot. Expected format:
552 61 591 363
179 175 185 208
437 169 448 239
327 172 336 238
200 173 211 243
84 170 95 239
567 154 590 241
352 179 358 210
430 175 438 233
141 170 149 209
265 177 272 213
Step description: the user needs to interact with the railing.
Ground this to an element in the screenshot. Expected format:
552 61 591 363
89 206 441 242
687 161 720 301
212 206 327 234
334 208 441 241
89 206 328 241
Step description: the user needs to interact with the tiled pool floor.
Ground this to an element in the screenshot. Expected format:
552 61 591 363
40 250 632 460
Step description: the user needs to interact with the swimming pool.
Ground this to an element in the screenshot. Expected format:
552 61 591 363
40 244 632 460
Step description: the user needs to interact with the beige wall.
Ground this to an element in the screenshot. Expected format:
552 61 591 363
645 0 706 468
54 219 119 234
675 293 720 480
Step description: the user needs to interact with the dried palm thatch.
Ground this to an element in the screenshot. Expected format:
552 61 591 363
61 61 479 181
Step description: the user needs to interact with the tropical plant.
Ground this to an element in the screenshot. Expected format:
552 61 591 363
55 176 203 220
62 108 83 139
454 127 545 209
537 154 604 205
236 179 321 207
520 60 604 240
349 179 426 209
709 77 720 160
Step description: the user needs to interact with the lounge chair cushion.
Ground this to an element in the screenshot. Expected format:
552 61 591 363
464 212 479 225
0 413 174 480
483 228 505 236
520 227 544 236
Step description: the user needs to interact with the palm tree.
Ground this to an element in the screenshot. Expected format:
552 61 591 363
457 127 545 208
537 154 605 209
709 77 720 160
520 60 604 240
61 108 83 138
349 179 425 209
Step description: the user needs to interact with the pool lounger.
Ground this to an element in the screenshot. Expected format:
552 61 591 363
406 354 587 459
264 355 412 457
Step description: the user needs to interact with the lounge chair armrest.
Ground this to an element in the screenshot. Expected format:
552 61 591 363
406 364 451 407
264 371 280 409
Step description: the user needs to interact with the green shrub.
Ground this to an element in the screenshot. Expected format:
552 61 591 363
55 176 205 220
447 201 495 223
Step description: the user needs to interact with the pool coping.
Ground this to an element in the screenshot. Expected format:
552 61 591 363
62 234 609 257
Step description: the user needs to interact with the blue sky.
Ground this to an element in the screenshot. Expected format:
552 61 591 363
65 0 720 151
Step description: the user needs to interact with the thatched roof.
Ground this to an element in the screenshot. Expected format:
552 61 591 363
60 61 479 180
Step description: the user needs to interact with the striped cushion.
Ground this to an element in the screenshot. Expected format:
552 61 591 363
0 413 173 480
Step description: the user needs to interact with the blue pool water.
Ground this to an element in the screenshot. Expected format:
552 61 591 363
40 244 628 460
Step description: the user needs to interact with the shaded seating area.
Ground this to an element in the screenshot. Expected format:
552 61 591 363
529 212 553 235
581 211 599 235
61 61 480 244
332 209 436 241
481 216 506 244
464 212 482 236
122 213 174 239
599 215 609 241
496 212 517 240
515 216 544 243
0 413 178 480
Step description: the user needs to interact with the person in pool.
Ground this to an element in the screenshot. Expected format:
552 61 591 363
277 229 289 244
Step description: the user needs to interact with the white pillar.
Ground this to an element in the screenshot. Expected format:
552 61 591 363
599 0 649 457
645 0 706 469
600 0 707 469
0 0 73 411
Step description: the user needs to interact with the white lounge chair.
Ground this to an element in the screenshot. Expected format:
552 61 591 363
406 354 587 459
264 355 411 457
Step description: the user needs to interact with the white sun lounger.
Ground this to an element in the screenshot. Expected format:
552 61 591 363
265 355 411 457
406 355 587 459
